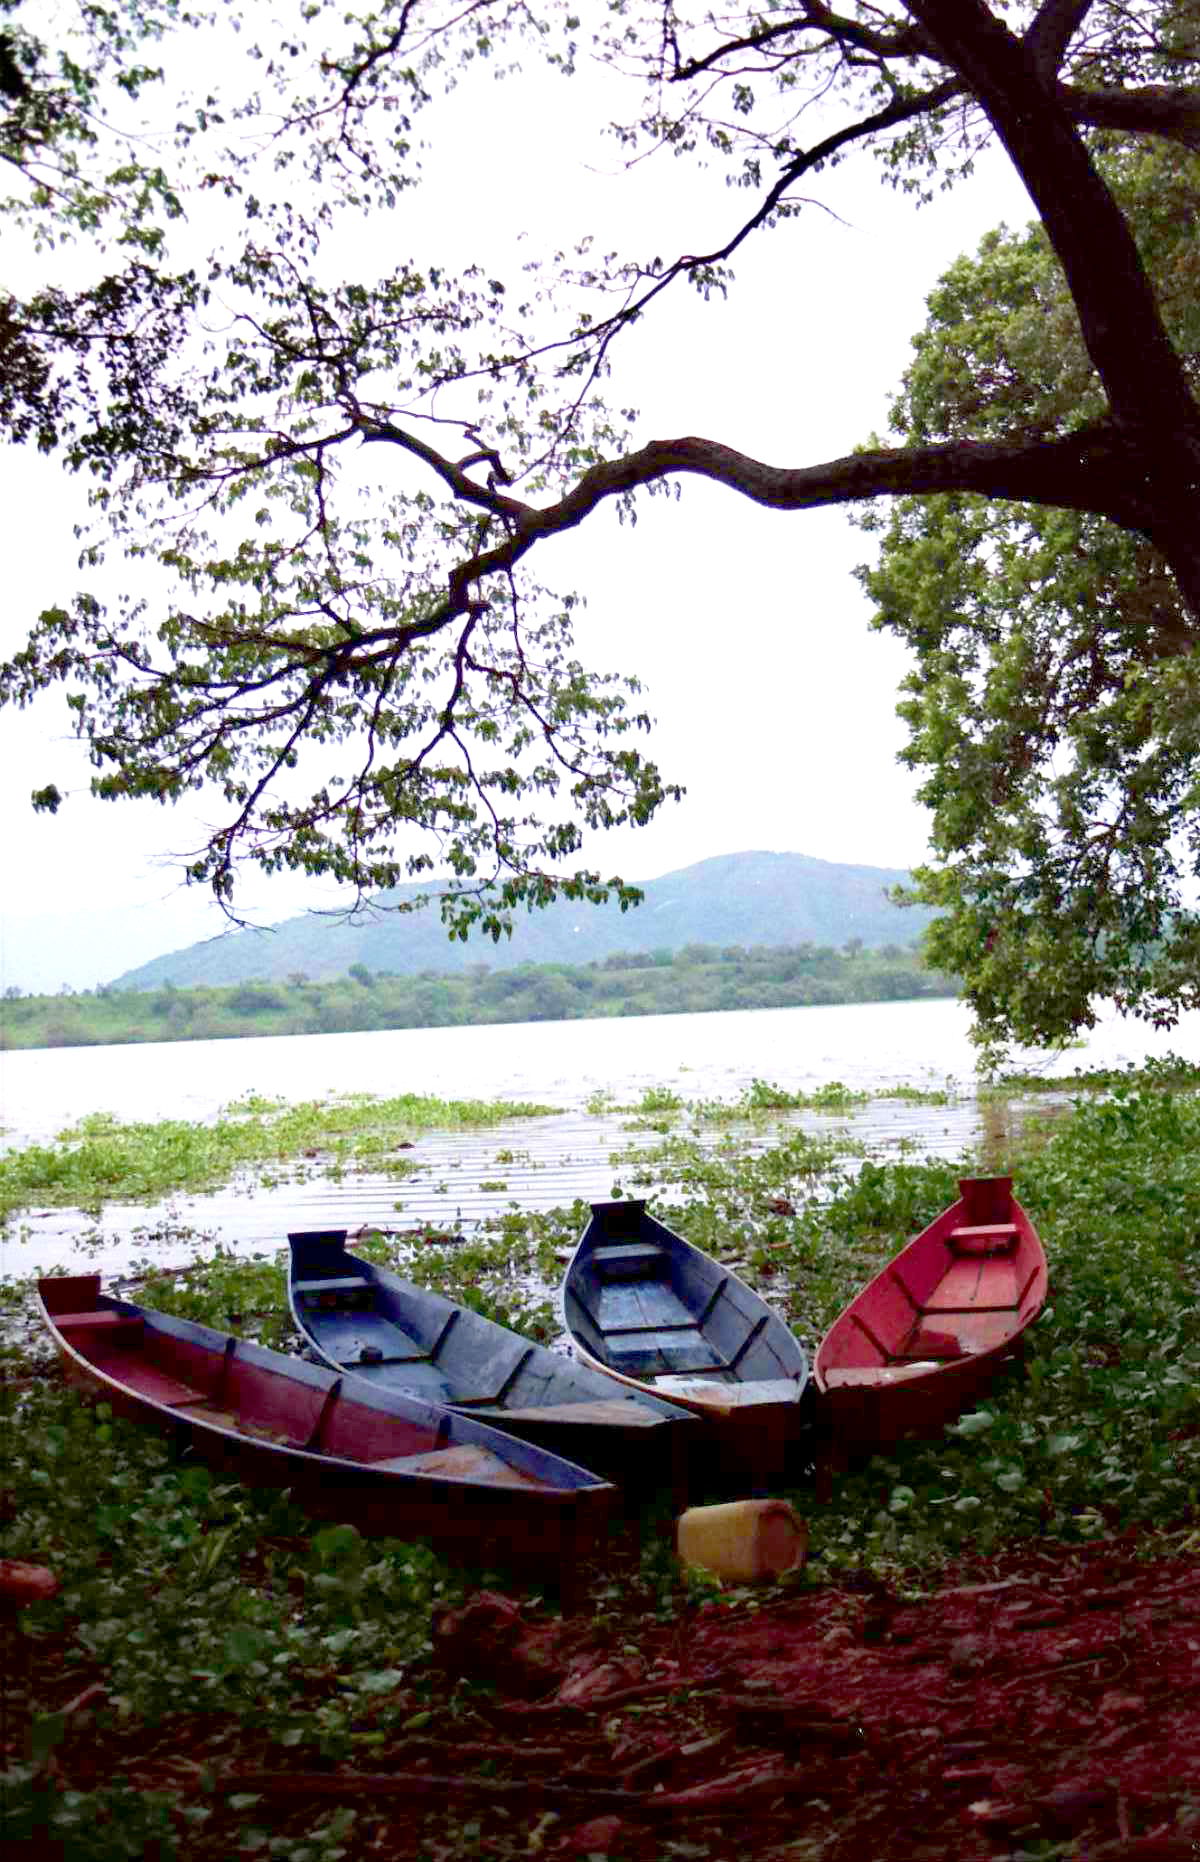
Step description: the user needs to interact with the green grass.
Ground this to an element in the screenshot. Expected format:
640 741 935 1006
0 1090 557 1220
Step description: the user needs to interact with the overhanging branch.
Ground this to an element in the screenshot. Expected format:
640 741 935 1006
426 421 1144 629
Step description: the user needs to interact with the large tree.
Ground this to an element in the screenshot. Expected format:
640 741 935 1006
860 136 1200 1056
3 1 1200 1038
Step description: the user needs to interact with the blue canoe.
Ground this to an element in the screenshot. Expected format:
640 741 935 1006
287 1229 696 1488
40 1272 613 1584
562 1201 810 1472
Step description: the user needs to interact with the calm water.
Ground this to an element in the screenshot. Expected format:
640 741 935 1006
4 995 1199 1277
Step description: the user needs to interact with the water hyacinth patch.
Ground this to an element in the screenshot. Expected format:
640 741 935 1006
0 1090 557 1220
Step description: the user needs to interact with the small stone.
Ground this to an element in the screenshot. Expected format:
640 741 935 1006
556 1657 640 1704
0 1561 59 1606
557 1815 626 1855
949 1633 988 1675
432 1591 572 1696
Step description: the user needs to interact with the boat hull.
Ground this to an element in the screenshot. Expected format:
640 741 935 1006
813 1176 1048 1457
287 1230 696 1498
39 1275 613 1586
562 1201 810 1483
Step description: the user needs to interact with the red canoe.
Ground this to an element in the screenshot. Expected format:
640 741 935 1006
813 1176 1047 1455
38 1274 613 1587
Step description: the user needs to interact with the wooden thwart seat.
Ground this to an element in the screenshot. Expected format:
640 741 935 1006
353 1344 433 1366
56 1310 144 1335
599 1317 701 1336
949 1222 1018 1255
292 1276 370 1296
591 1243 666 1281
654 1374 800 1408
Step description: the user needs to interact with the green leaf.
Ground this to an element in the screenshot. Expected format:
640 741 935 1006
949 1411 994 1437
223 1627 267 1668
356 1670 405 1695
29 1711 67 1764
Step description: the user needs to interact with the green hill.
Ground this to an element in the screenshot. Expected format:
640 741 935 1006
110 850 936 990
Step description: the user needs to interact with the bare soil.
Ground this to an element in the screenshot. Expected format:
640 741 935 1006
9 1529 1200 1860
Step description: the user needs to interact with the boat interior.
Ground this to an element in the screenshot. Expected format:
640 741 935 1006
818 1178 1047 1389
566 1204 805 1404
289 1234 676 1426
40 1274 551 1488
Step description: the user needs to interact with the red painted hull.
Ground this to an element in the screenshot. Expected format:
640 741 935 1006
38 1275 612 1586
813 1177 1048 1456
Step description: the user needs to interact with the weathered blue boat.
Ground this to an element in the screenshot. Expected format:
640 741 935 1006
562 1200 810 1478
39 1273 613 1586
287 1230 696 1489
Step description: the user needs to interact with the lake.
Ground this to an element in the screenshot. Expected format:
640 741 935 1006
4 995 1199 1277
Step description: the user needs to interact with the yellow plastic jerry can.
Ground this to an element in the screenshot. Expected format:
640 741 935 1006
675 1498 808 1583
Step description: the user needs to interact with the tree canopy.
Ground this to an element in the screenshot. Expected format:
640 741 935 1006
861 134 1200 1055
3 1 1200 1049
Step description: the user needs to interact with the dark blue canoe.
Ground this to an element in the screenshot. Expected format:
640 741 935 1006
287 1230 696 1488
562 1201 810 1475
39 1273 613 1585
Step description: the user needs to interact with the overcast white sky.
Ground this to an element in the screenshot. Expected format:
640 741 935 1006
0 45 1035 992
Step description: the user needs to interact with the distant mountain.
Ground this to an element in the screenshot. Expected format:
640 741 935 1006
109 851 936 991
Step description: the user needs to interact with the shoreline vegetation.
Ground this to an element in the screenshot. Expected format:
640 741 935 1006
7 1062 1200 1857
0 1090 559 1222
0 1077 967 1224
0 940 955 1052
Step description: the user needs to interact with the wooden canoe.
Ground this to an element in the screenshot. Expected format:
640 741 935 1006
38 1274 613 1585
813 1175 1048 1454
287 1230 696 1491
561 1201 809 1479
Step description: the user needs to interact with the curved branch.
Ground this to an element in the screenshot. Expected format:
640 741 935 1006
420 422 1152 640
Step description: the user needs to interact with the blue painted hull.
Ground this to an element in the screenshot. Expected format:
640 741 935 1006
563 1201 810 1476
287 1230 696 1488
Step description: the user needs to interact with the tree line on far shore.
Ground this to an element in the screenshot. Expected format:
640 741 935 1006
0 940 955 1050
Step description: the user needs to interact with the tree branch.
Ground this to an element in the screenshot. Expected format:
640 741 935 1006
1061 81 1200 149
904 0 1200 459
356 412 526 522
419 423 1152 646
1025 0 1097 82
665 4 934 84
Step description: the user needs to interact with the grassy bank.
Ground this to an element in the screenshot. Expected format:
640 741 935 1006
0 941 956 1051
6 1066 1200 1855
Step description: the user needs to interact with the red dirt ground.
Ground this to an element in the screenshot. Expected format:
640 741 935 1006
10 1531 1200 1860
